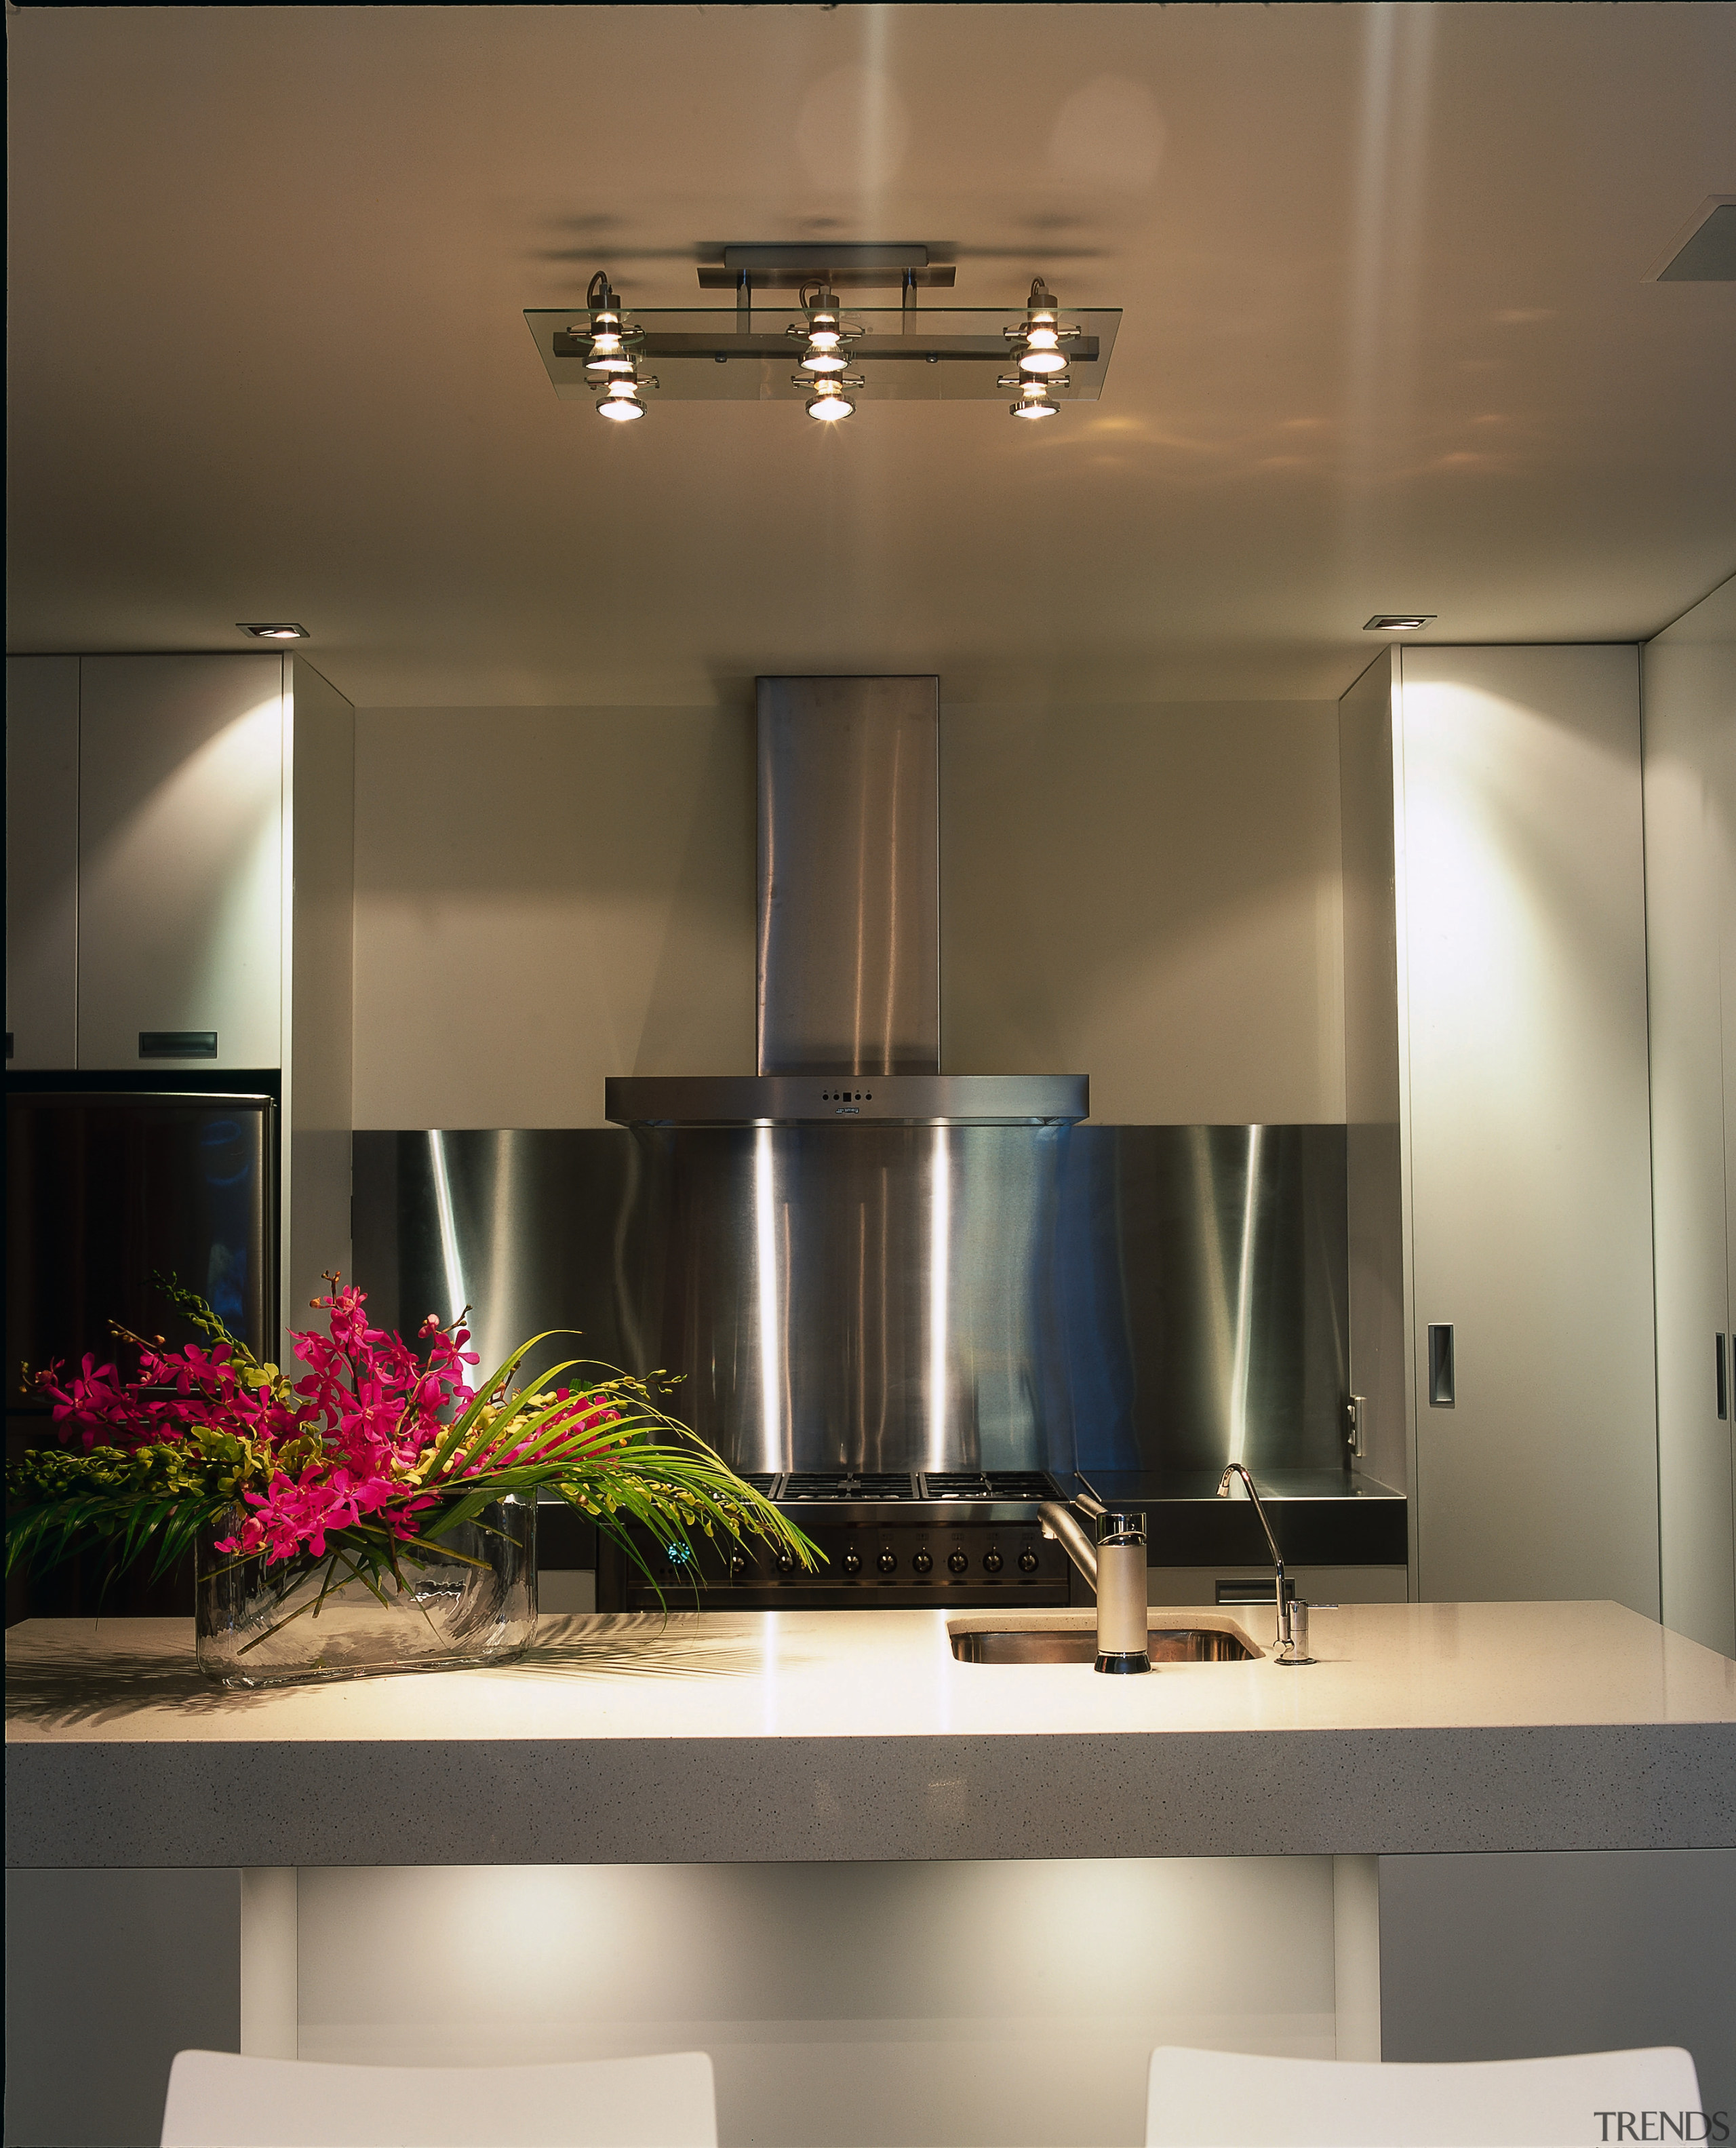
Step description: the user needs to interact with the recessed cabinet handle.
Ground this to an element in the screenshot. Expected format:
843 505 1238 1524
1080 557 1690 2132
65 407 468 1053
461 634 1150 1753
139 1030 218 1059
1718 1334 1729 1424
1427 1323 1455 1408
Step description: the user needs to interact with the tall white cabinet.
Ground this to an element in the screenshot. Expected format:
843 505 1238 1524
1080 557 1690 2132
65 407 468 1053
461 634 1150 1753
4 652 355 1360
1642 575 1736 1657
1341 644 1661 1616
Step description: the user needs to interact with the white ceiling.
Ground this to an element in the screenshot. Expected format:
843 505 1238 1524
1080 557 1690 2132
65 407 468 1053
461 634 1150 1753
6 2 1733 708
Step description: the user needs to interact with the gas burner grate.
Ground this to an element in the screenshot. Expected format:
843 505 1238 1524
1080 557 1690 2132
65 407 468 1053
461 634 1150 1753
736 1474 781 1495
920 1471 1061 1500
779 1472 918 1502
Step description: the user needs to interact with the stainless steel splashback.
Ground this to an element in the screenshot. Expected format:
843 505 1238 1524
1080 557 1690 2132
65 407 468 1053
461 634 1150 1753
757 675 939 1076
353 1123 1349 1483
1059 1124 1349 1481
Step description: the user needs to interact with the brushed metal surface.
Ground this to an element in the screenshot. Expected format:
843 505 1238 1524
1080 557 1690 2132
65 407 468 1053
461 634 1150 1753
604 1073 1087 1126
757 676 939 1076
353 1122 1349 1488
949 1625 1258 1664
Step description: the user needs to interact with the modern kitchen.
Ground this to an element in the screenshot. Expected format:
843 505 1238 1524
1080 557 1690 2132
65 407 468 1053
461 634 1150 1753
5 7 1735 2147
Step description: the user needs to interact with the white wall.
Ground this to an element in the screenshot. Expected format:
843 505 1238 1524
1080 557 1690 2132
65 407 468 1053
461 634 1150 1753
352 699 1345 1128
296 1859 1341 2148
353 707 756 1127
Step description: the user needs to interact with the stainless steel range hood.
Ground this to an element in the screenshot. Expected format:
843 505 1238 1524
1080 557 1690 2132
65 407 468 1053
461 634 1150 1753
606 675 1088 1127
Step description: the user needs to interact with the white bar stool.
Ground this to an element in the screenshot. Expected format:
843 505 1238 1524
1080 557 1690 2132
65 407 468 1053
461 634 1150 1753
161 2048 717 2147
1146 2044 1703 2147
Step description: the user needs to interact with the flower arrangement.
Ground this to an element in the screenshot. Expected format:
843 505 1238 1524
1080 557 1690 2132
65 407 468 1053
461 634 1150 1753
7 1275 818 1665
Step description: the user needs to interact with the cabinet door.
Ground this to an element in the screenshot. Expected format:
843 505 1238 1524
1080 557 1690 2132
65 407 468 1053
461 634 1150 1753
1718 657 1736 1641
77 655 283 1069
5 657 79 1068
1400 646 1658 1614
1643 617 1735 1655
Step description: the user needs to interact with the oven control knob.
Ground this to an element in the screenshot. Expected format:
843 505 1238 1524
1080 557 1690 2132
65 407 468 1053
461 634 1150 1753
947 1548 969 1574
730 1554 749 1581
1017 1548 1040 1574
912 1550 932 1575
775 1551 795 1574
844 1550 863 1576
983 1548 1004 1574
877 1549 898 1574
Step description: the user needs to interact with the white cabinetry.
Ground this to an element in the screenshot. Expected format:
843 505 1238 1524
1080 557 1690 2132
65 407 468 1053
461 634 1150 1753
1341 645 1659 1616
78 655 285 1068
3 657 79 1068
1642 575 1736 1656
3 650 355 1356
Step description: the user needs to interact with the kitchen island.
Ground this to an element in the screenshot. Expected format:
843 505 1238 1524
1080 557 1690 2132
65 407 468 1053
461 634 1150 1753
7 1602 1734 2147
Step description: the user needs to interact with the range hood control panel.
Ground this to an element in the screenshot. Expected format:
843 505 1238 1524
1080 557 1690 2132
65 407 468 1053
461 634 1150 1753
605 1074 1088 1127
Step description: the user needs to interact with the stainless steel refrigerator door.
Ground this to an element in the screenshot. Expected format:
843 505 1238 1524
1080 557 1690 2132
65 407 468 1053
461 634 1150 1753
6 1091 276 1406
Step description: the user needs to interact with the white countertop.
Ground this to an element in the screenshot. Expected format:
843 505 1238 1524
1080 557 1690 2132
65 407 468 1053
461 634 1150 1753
7 1603 1733 1867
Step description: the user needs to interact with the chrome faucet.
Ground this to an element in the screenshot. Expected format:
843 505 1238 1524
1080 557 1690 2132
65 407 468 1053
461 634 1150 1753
1216 1463 1295 1657
1036 1481 1150 1674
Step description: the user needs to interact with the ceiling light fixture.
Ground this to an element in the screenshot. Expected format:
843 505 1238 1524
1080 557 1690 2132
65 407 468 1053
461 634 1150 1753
804 376 857 423
1008 380 1060 421
1364 614 1437 631
237 623 309 640
595 372 654 423
531 256 1122 416
579 271 639 377
789 284 859 375
1007 279 1079 378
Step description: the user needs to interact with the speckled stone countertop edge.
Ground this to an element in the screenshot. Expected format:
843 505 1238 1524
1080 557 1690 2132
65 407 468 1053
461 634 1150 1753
9 1721 1735 1867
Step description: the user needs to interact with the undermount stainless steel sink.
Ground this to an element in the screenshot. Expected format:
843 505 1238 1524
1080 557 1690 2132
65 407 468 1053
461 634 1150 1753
949 1624 1261 1665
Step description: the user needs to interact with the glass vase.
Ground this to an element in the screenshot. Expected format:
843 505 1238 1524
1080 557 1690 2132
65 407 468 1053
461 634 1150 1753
195 1496 537 1688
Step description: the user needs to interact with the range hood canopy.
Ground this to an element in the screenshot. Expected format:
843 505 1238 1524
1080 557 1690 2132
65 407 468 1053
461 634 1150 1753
606 675 1088 1129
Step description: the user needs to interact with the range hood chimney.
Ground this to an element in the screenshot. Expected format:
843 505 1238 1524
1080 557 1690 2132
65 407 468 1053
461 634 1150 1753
757 673 940 1077
606 677 1086 1127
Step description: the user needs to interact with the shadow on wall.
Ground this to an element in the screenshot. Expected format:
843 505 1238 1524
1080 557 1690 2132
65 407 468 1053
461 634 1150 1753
352 706 757 1128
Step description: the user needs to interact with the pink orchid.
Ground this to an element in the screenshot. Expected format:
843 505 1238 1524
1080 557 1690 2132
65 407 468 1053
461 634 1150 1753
41 1282 604 1567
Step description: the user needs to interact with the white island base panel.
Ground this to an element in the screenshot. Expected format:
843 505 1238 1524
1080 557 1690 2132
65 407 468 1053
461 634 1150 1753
7 1852 1735 2148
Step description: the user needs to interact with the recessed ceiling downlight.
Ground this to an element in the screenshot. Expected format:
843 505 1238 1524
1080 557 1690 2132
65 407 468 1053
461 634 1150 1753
1364 614 1436 631
238 623 309 640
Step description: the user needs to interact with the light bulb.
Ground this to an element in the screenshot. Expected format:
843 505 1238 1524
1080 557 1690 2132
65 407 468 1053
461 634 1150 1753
1010 381 1059 420
1017 342 1069 376
805 378 855 421
583 275 638 375
1006 278 1076 378
794 286 856 381
585 328 633 376
596 377 645 423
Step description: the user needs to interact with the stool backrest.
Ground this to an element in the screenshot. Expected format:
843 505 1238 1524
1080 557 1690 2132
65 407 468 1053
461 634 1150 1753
161 2048 717 2147
1147 2044 1703 2146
